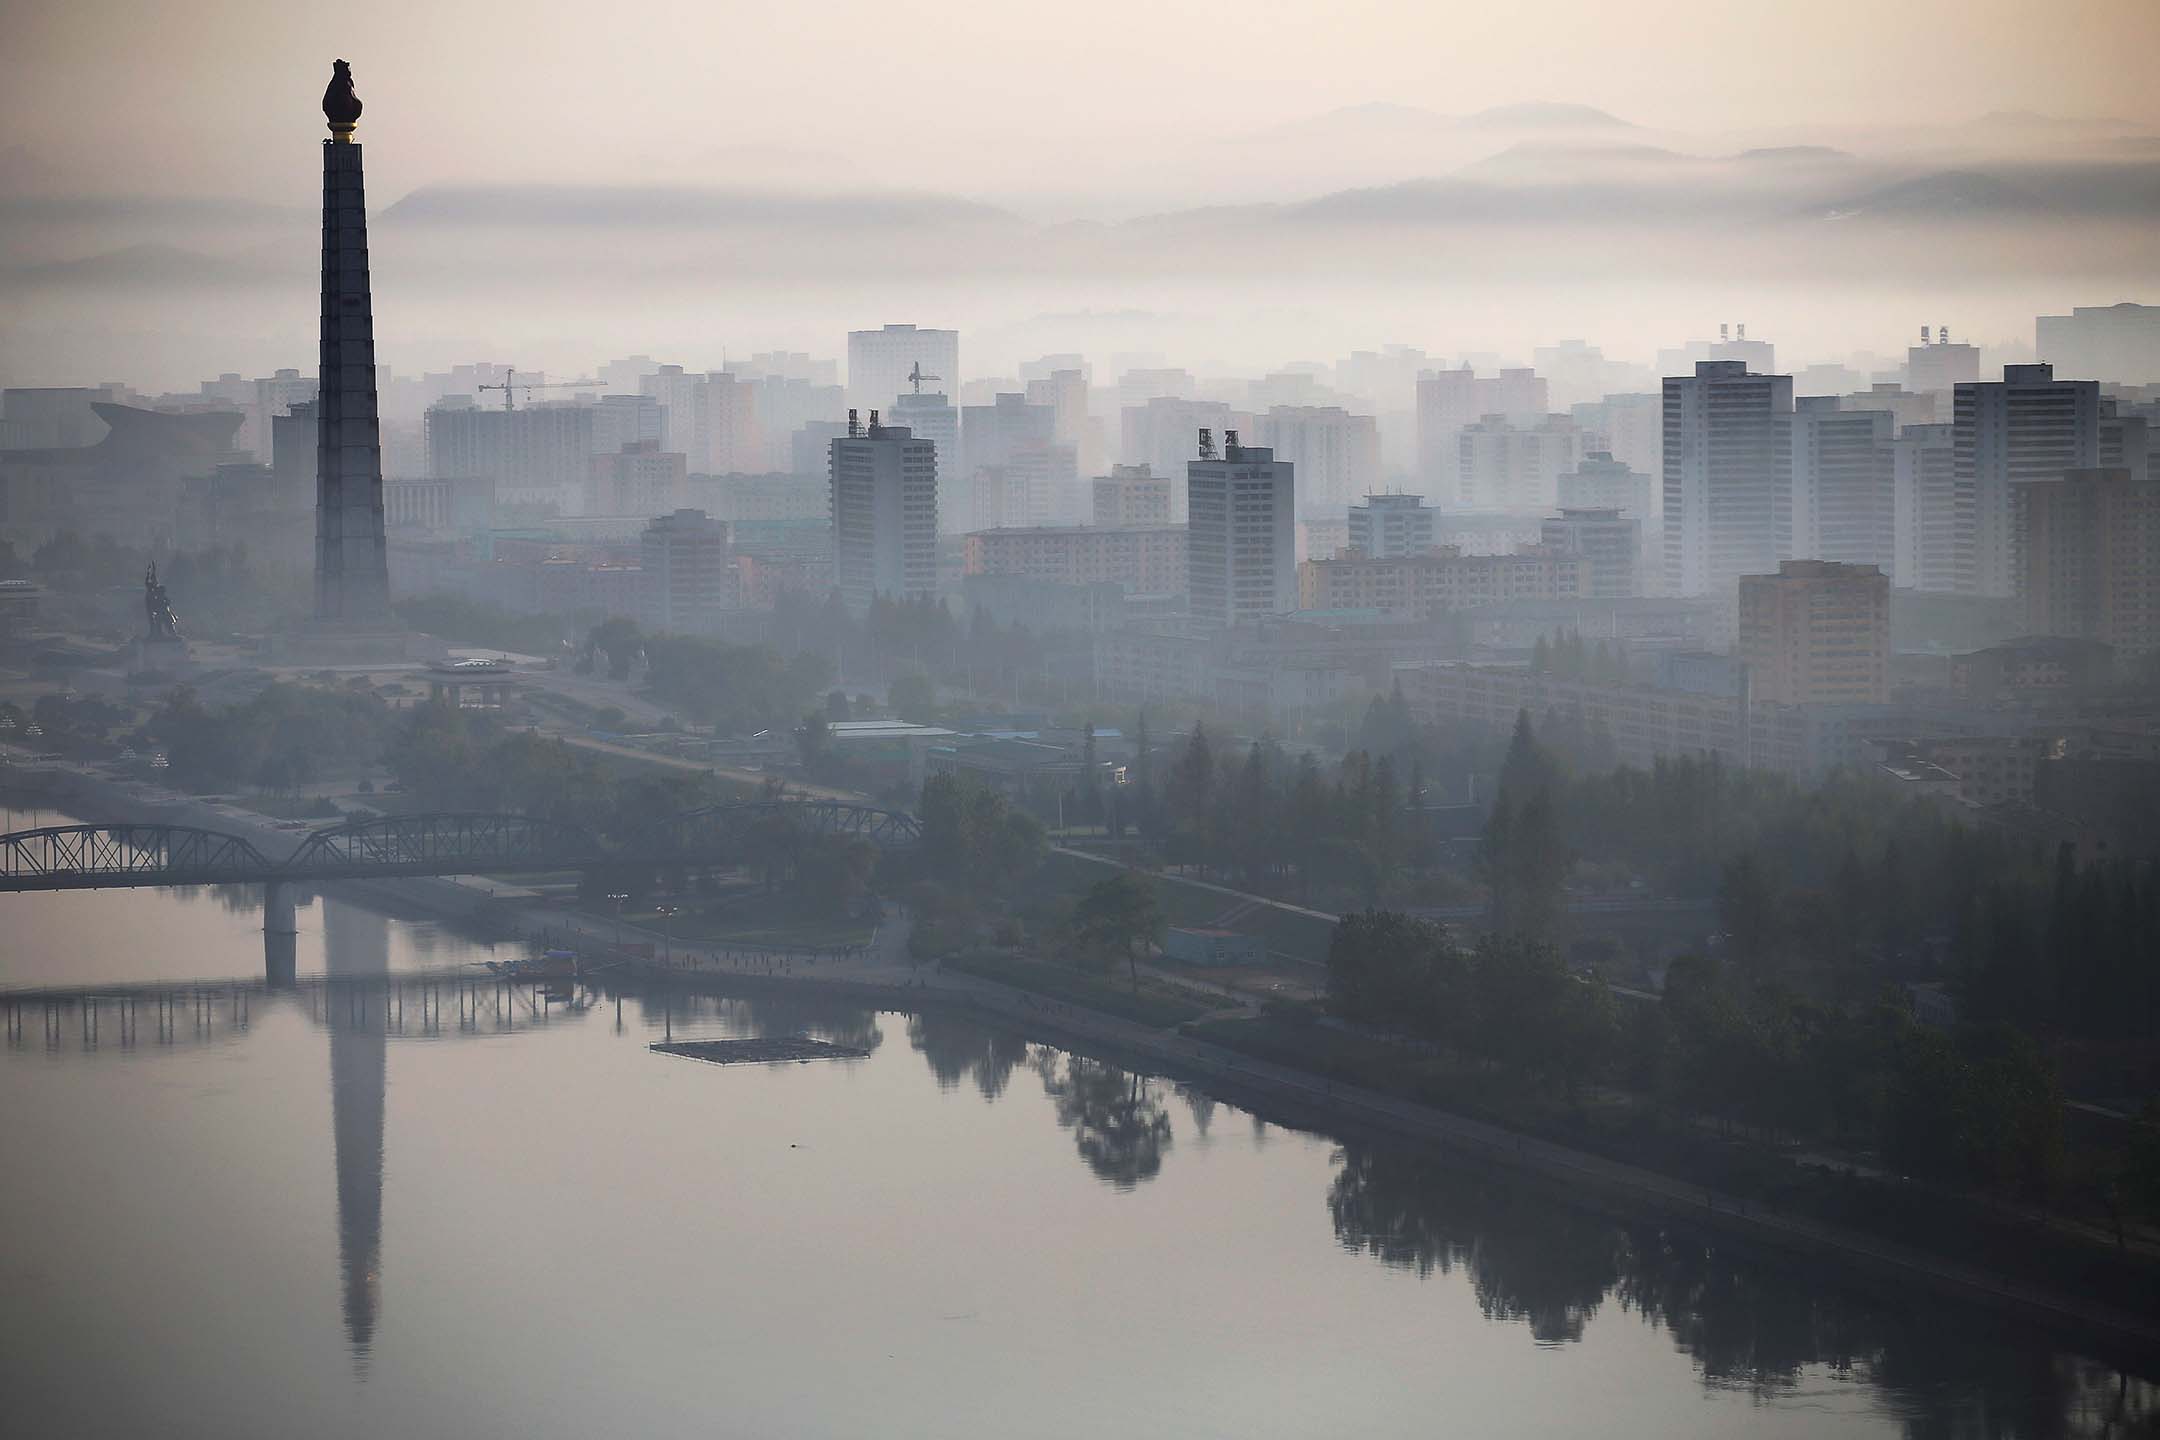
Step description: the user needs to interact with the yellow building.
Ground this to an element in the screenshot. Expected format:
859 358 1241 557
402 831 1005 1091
1737 560 1890 705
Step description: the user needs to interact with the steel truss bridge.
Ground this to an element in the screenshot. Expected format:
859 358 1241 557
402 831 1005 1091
0 800 923 893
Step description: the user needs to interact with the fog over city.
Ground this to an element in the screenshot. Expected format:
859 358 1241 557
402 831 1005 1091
5 0 2158 383
6 3 2160 1438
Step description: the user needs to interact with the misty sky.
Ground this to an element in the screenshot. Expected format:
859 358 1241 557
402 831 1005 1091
7 0 2159 199
3 0 2157 388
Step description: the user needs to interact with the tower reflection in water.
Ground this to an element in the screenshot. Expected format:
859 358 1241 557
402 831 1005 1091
323 897 387 1368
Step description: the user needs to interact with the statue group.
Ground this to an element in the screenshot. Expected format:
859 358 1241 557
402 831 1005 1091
143 562 182 645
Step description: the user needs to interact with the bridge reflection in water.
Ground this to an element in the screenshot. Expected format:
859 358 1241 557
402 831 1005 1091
0 898 607 1367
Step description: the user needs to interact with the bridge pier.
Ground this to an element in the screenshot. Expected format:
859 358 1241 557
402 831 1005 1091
264 882 299 988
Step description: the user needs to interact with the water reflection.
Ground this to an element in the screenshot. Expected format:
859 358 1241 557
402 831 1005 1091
906 1011 1028 1100
9 946 2159 1436
324 899 387 1368
1328 1141 2160 1437
1031 1051 1174 1189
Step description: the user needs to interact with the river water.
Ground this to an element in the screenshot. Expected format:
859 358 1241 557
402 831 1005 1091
0 808 2154 1438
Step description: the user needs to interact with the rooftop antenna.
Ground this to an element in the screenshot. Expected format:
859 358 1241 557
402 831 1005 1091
848 408 860 438
1720 324 1730 343
1920 323 1931 346
1224 428 1240 459
1736 322 1746 341
1939 325 1950 345
905 361 941 395
868 408 881 435
1197 428 1214 460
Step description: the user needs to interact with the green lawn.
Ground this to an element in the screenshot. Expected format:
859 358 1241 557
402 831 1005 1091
1042 850 1339 967
945 952 1212 1029
626 899 874 951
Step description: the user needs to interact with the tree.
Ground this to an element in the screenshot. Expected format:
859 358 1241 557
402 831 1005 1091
918 773 1046 899
1079 722 1100 827
795 710 832 777
888 669 937 724
794 834 876 916
1132 711 1156 839
586 617 643 681
1718 852 1781 971
1483 789 1569 941
1072 871 1164 992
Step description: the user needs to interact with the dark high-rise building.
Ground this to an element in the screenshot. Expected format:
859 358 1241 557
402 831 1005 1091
1793 397 1895 573
1662 359 1794 596
829 413 938 611
1953 363 2101 598
2017 467 2160 660
314 61 391 622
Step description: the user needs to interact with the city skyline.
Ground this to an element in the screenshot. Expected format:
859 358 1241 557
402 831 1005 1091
5 1 2160 385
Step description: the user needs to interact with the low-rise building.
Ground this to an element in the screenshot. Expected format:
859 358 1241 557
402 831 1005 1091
960 573 1128 634
963 524 1187 595
1091 464 1174 527
1297 545 1582 618
1164 928 1264 966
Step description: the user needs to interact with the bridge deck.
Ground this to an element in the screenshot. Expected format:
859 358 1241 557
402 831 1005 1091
0 802 922 892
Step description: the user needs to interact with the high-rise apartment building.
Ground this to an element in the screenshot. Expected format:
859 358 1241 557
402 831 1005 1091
1416 366 1553 496
637 367 763 475
589 392 666 461
1840 383 1937 433
829 415 938 611
1186 433 1296 626
1906 330 1980 394
1663 360 1795 597
1123 398 1248 518
848 324 960 412
738 373 846 473
2017 467 2160 659
1658 327 1775 378
1457 415 1584 512
640 508 733 634
1569 393 1663 483
424 402 595 513
1540 508 1641 599
2101 409 2155 484
1347 493 1436 558
2037 303 2160 386
963 392 1078 526
1737 559 1890 705
1253 406 1380 519
587 440 690 516
890 388 960 526
1558 451 1655 522
1792 397 1895 572
1953 363 2102 597
1092 464 1174 527
1895 423 1965 592
1024 368 1089 449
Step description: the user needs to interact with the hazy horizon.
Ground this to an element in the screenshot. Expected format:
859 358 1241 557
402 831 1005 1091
3 0 2158 387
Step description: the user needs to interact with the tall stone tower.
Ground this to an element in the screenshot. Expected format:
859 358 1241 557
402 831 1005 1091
314 59 391 622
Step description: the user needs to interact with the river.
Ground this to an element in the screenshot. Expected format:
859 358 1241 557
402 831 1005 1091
0 807 2153 1438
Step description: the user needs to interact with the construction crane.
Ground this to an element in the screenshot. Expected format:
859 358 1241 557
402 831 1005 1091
904 361 941 395
474 369 608 412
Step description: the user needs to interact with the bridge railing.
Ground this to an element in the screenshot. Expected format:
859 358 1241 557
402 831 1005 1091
0 823 277 890
0 798 923 890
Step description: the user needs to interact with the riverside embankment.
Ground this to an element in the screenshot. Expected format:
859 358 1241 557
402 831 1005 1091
7 753 2158 1365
